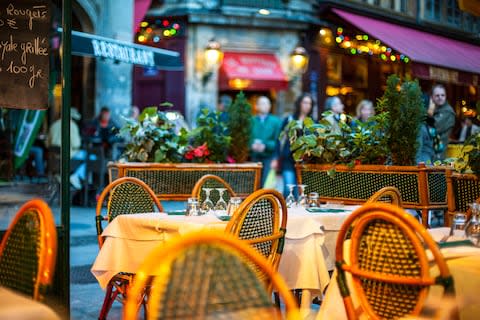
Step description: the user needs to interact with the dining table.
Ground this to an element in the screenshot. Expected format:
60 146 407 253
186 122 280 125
91 205 360 314
0 286 60 320
316 227 480 320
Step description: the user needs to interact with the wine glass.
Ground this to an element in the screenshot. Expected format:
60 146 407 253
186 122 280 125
297 184 308 208
285 184 296 208
466 203 480 247
186 197 200 216
201 188 214 214
214 188 228 213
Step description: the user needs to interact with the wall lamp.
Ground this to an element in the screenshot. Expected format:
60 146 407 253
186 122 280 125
201 38 223 86
289 45 309 75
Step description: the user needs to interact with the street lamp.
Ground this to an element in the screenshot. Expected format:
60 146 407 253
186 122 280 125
289 45 309 74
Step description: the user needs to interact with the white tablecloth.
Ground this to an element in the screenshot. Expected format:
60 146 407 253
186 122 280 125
0 287 60 320
317 227 480 320
91 206 359 295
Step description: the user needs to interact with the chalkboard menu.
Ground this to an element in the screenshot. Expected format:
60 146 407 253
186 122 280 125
0 1 50 109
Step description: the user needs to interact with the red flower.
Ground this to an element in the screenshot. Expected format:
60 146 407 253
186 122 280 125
184 150 194 160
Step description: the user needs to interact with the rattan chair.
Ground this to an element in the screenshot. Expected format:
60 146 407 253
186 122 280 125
0 199 57 301
191 174 236 204
335 203 454 320
95 176 163 320
225 189 287 290
123 232 300 320
367 186 403 207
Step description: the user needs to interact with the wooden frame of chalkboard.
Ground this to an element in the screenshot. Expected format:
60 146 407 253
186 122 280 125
0 1 51 109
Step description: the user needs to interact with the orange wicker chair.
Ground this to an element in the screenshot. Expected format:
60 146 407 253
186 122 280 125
95 176 163 320
335 203 454 320
0 199 57 301
123 232 300 320
191 174 236 204
225 189 287 291
367 186 403 207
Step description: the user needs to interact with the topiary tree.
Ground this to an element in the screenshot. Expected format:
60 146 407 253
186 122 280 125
226 92 252 162
377 75 425 166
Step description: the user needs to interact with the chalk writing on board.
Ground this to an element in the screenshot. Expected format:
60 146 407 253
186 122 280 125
0 1 50 109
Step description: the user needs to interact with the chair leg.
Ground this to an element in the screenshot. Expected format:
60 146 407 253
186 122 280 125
99 283 117 320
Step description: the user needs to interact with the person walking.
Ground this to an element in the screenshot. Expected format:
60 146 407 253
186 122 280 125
429 84 455 160
250 96 281 187
272 93 315 197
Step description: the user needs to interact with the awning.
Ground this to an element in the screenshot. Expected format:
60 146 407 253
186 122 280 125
219 52 288 91
71 30 182 70
333 8 480 77
134 0 152 33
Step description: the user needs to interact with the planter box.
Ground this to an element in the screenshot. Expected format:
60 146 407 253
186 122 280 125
108 162 262 201
296 163 447 227
446 170 480 225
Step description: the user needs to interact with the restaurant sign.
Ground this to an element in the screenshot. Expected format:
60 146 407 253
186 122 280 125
72 30 182 70
91 39 154 67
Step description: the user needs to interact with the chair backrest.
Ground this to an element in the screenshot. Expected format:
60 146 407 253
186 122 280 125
225 189 287 278
123 232 300 320
0 199 57 301
191 174 236 204
367 186 403 207
335 203 454 320
95 177 163 248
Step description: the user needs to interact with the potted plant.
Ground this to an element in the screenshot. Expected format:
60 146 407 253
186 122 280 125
289 75 447 226
446 121 480 220
226 91 252 163
109 104 261 200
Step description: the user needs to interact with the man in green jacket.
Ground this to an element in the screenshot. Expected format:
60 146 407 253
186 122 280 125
429 84 456 160
250 96 281 186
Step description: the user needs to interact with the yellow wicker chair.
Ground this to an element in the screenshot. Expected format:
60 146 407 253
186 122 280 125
123 232 300 320
367 186 403 207
0 199 57 301
95 176 163 320
191 174 236 204
335 203 454 320
225 189 287 290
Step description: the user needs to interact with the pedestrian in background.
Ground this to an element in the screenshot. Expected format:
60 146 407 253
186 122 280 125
272 93 315 197
250 96 281 186
323 96 345 134
429 84 455 160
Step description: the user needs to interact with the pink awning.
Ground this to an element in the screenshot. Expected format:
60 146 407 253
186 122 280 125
219 52 289 91
333 8 480 76
134 0 151 33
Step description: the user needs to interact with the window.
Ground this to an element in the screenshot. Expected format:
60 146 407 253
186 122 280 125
446 0 461 26
425 0 441 21
222 0 285 9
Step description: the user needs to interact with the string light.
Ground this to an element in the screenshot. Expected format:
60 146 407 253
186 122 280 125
136 18 184 43
334 27 409 63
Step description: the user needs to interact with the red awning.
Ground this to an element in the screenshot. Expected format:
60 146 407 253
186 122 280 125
219 52 289 91
333 8 480 77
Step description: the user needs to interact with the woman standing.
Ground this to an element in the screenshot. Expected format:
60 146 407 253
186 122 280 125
272 93 315 197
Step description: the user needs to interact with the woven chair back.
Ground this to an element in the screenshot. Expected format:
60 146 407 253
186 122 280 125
0 199 57 301
367 186 403 207
123 232 299 320
96 177 163 248
335 203 454 320
191 174 236 204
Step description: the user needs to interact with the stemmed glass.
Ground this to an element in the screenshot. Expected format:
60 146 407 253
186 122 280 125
297 184 308 208
285 184 296 208
214 188 228 213
201 188 214 214
466 203 480 246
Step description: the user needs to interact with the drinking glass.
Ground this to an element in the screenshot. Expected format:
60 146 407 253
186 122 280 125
186 197 200 216
285 184 296 208
226 197 242 216
214 188 228 212
308 192 320 208
466 203 480 247
297 184 308 208
201 188 214 214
